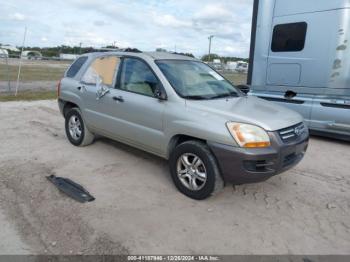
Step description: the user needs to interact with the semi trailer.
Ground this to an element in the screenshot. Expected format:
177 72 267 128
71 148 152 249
247 0 350 141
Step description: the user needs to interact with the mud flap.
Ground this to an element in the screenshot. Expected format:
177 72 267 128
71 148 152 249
47 175 95 203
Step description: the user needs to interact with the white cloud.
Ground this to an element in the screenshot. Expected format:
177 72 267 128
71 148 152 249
154 14 191 28
193 4 242 39
9 12 26 21
194 4 232 22
1 0 253 57
93 20 107 27
64 27 108 46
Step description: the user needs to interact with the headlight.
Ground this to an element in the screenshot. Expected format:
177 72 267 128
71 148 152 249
226 122 271 148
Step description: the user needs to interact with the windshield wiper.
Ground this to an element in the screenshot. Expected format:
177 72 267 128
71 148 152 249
208 92 239 99
182 95 209 100
183 92 239 100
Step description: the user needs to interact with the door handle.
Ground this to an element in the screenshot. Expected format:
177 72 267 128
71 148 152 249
112 96 124 102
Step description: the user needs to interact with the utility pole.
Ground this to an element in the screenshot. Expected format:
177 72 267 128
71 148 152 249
208 35 214 62
79 42 82 54
15 26 27 96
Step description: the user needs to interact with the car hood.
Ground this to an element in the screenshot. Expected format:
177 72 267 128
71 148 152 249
185 96 303 131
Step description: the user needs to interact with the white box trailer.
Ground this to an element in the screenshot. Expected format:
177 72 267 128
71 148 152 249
236 61 248 74
0 49 9 58
248 0 350 140
59 53 79 60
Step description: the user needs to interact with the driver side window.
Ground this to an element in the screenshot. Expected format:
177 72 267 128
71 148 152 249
81 56 120 86
118 58 159 97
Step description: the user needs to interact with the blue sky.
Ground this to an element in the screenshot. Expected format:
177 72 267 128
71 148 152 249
0 0 253 58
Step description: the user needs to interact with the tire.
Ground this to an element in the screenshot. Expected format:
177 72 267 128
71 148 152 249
65 107 94 146
169 140 224 200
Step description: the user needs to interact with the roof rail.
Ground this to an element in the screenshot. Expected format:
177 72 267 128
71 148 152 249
121 48 142 53
92 47 142 53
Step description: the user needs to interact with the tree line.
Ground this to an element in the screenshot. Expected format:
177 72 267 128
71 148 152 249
1 44 248 62
201 54 248 63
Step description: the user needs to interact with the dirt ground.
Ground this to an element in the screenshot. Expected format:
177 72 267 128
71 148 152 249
0 100 349 255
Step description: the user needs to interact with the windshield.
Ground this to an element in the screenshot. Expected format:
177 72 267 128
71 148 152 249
156 60 241 100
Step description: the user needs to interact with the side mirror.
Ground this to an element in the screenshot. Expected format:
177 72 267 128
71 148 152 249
236 84 250 94
154 87 167 100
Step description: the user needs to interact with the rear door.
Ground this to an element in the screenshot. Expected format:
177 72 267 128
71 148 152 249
79 55 121 130
79 55 166 154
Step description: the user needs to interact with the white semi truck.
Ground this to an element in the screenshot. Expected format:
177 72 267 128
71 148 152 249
247 0 350 140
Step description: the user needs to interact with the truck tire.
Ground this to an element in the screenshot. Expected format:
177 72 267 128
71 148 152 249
65 107 94 146
169 140 224 200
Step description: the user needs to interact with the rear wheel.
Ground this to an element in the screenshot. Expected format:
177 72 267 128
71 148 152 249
169 140 224 200
65 108 94 146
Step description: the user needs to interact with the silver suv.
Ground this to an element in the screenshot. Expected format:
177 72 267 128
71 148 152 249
58 51 309 200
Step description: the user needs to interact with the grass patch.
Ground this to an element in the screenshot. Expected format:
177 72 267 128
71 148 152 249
222 72 247 85
0 63 68 81
0 90 57 102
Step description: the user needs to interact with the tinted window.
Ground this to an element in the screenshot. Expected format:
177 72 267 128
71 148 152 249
66 56 88 78
81 56 120 86
118 58 159 97
271 22 307 52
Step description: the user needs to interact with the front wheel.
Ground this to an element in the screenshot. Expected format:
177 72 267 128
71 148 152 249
169 140 224 200
65 107 94 146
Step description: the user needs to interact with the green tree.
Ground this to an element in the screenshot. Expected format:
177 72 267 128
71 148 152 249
173 52 195 58
156 48 167 52
201 53 220 62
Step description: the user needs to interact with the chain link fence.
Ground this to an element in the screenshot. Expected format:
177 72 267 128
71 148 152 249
0 55 70 95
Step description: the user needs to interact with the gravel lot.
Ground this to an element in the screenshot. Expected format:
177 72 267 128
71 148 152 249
0 100 349 255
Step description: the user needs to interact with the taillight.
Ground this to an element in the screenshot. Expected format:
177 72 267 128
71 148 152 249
57 79 62 97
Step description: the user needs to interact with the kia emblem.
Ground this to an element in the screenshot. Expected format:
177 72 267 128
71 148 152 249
295 126 302 136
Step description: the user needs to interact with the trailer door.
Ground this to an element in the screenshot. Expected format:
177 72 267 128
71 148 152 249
264 18 313 120
266 10 336 123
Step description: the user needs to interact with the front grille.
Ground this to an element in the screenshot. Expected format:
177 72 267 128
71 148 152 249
278 122 306 143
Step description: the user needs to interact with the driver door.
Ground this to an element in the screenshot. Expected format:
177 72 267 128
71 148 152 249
101 57 166 155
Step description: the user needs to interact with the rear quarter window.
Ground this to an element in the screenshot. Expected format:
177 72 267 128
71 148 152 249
66 56 88 78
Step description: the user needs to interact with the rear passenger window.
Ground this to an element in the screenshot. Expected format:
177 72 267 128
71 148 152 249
66 56 88 78
271 22 307 52
81 56 120 86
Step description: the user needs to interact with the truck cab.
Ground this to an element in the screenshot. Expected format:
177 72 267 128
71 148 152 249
248 0 350 140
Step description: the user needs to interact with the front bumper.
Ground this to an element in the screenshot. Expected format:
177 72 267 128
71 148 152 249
208 129 309 184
